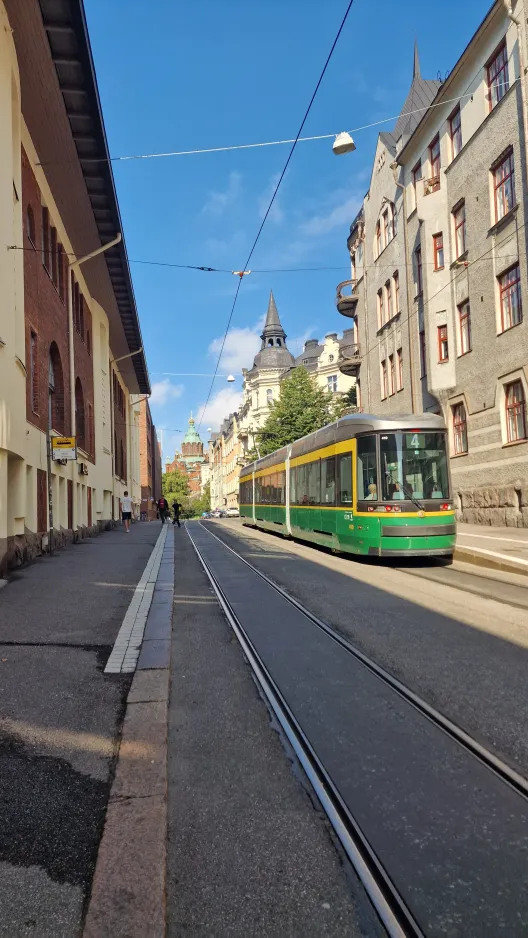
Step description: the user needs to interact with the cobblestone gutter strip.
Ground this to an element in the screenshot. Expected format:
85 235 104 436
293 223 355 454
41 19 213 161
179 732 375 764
84 529 174 938
105 524 169 674
454 545 528 578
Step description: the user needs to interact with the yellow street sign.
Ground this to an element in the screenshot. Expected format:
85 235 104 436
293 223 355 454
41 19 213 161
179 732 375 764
52 437 77 460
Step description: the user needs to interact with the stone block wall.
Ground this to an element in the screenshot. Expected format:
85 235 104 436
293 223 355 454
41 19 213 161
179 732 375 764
456 483 527 526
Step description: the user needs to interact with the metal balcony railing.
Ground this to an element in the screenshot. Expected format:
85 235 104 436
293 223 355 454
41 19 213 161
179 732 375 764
335 279 359 318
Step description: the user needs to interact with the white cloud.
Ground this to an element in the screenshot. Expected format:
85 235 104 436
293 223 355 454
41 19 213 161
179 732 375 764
202 171 242 217
150 379 184 407
257 172 284 224
299 194 362 237
208 314 266 374
196 386 243 431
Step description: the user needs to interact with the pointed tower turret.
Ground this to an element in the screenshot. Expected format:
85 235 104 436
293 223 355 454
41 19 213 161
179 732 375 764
413 39 420 79
251 291 295 370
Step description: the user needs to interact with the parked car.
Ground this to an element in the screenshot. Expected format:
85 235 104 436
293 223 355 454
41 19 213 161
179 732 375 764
225 507 240 518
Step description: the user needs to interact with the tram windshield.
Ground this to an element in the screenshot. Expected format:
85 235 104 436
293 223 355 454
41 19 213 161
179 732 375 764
380 432 449 501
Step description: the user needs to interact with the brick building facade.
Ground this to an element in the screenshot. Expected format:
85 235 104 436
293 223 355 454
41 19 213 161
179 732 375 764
139 399 162 519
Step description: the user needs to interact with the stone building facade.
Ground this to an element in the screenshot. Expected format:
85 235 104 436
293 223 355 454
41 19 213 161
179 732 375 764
338 1 528 526
0 0 149 573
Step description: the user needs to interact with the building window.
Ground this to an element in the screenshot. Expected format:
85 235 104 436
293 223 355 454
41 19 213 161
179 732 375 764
79 296 85 340
505 380 527 442
388 354 395 396
30 330 38 413
26 205 36 245
50 226 58 286
419 330 427 377
42 206 50 271
453 202 466 258
328 354 334 363
381 359 388 399
393 271 399 311
458 301 472 354
415 246 423 295
397 347 403 390
377 288 384 327
452 403 468 454
412 162 421 207
499 264 522 331
382 206 393 246
438 325 449 363
376 221 382 257
327 374 338 393
351 251 356 281
487 41 509 111
75 377 86 451
385 280 392 320
493 150 515 222
48 343 65 434
266 388 273 403
449 107 462 159
86 329 91 356
429 135 441 187
433 232 444 270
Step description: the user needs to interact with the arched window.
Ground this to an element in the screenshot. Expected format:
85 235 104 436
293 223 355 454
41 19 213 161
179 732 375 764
75 377 86 451
86 329 91 356
267 338 273 347
26 205 36 245
276 338 282 347
266 388 273 403
48 342 65 433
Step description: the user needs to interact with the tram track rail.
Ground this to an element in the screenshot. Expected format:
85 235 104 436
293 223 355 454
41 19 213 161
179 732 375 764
187 520 528 938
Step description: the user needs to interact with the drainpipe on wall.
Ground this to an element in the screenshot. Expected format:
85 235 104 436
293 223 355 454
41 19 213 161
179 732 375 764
67 232 122 530
391 161 417 414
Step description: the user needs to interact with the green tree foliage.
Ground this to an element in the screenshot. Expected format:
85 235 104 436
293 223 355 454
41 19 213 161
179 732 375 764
162 468 190 502
190 482 211 517
255 367 351 457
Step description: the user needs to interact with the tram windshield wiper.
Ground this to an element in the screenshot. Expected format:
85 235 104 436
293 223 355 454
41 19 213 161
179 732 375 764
384 471 425 513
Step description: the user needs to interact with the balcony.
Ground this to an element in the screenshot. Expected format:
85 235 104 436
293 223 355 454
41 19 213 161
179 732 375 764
338 341 361 377
423 175 440 196
335 279 359 318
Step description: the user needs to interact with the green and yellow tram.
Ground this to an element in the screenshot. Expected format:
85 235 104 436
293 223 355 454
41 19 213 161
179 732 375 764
239 413 456 558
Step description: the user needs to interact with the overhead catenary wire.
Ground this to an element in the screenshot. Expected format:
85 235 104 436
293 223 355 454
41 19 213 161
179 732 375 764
197 0 357 428
44 80 515 165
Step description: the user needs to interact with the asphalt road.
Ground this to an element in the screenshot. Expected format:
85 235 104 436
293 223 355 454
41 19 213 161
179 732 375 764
0 522 160 938
167 527 382 938
206 520 528 780
190 521 528 937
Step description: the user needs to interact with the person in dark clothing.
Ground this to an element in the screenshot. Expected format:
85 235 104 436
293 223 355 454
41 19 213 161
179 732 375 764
157 496 170 522
172 501 181 527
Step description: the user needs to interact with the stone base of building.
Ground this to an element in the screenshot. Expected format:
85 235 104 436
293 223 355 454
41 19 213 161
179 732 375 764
3 519 117 573
456 483 528 527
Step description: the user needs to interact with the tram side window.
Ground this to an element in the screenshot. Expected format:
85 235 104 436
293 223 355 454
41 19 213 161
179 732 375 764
295 464 308 503
321 457 336 505
290 467 296 504
306 460 320 505
277 470 285 505
255 477 262 503
357 436 378 501
337 453 353 505
270 472 278 504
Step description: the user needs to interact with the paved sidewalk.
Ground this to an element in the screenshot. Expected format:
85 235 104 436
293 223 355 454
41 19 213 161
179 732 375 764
0 520 162 938
456 522 528 576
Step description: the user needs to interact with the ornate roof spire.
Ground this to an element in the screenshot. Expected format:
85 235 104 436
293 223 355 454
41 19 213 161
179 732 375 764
261 290 286 346
413 40 421 79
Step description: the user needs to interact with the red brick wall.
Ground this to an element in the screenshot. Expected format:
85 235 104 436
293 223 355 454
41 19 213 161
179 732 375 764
22 148 71 437
22 148 95 463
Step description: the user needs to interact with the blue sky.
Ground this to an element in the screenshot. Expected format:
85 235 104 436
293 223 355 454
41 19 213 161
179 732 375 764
85 0 488 462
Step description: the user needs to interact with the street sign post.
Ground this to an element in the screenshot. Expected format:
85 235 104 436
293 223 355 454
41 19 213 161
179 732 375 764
51 436 77 461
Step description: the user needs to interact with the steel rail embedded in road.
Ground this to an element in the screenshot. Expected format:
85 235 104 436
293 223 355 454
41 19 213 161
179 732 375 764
187 522 425 938
199 520 528 802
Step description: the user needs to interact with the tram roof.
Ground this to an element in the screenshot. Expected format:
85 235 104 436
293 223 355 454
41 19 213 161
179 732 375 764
239 412 446 479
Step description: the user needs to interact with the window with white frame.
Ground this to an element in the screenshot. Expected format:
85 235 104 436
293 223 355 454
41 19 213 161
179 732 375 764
458 301 471 354
487 41 509 112
381 359 388 399
505 380 527 442
453 201 466 258
493 149 515 222
327 374 338 393
452 402 468 454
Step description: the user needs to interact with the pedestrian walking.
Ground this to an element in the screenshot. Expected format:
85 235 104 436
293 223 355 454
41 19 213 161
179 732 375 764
121 491 133 533
157 496 170 523
172 501 181 527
